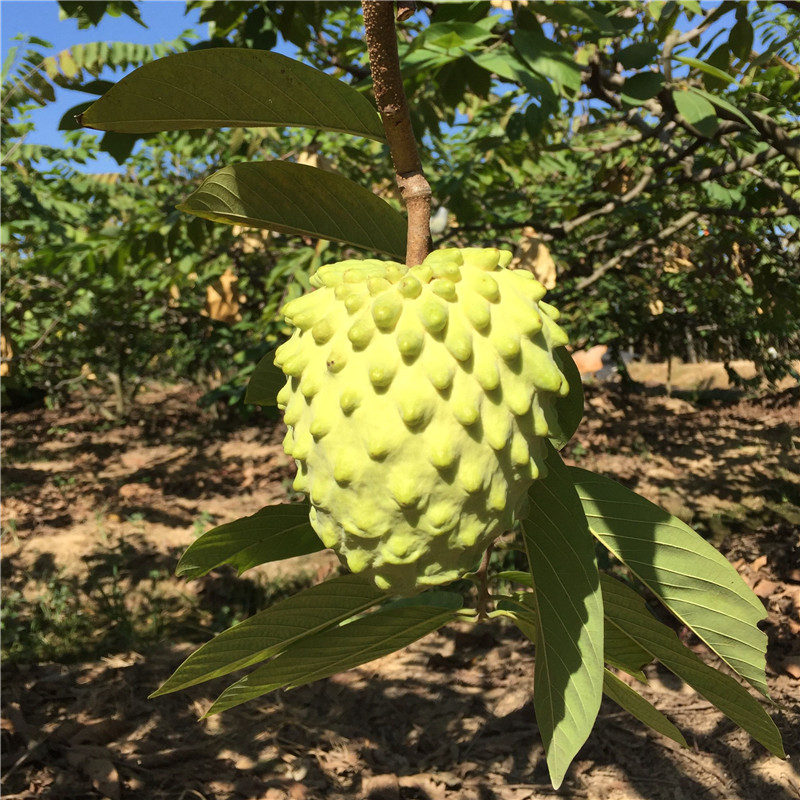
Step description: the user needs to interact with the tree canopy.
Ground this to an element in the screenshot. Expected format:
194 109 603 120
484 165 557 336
2 1 798 409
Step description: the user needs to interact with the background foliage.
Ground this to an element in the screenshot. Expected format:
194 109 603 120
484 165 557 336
2 0 799 413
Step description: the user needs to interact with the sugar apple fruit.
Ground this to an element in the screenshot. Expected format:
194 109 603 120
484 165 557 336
275 247 570 595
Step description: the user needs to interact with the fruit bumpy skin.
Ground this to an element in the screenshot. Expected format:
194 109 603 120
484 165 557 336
275 248 569 595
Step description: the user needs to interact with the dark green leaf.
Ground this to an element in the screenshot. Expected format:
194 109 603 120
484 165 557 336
728 18 753 61
506 111 525 141
178 162 407 260
79 49 385 141
245 349 285 406
176 502 323 580
522 448 604 789
152 574 386 696
524 103 545 138
548 347 584 450
205 592 462 714
621 72 665 106
702 43 731 92
58 101 94 130
98 131 139 164
618 42 659 70
602 669 688 747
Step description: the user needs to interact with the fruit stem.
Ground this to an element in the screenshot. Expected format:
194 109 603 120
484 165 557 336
362 0 432 267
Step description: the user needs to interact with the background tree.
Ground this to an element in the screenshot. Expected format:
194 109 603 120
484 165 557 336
3 0 798 408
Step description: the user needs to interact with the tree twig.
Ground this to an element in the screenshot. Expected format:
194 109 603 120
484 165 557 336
575 211 699 291
362 0 432 266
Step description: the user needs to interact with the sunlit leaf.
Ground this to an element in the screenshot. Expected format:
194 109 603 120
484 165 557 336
602 576 785 758
688 86 756 131
674 54 739 87
522 448 604 789
79 48 385 141
672 88 719 137
571 468 771 698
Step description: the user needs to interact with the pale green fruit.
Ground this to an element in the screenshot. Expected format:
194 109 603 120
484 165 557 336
275 247 569 595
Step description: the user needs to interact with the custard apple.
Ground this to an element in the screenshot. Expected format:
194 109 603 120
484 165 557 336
275 247 570 594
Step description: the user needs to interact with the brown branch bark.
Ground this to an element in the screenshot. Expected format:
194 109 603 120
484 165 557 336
575 211 699 291
362 0 431 266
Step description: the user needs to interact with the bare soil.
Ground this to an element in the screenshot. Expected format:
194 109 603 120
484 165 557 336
2 364 799 800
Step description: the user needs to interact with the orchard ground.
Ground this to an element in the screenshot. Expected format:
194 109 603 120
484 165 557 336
2 360 799 800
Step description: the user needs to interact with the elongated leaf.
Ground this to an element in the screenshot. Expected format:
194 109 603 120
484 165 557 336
674 54 739 86
513 30 582 98
688 86 757 131
78 49 385 141
549 346 584 450
245 349 285 407
522 448 604 789
178 161 407 259
602 669 688 748
672 88 719 137
176 502 323 580
602 576 785 758
152 574 386 696
571 467 770 698
604 616 650 680
205 591 463 715
498 592 649 681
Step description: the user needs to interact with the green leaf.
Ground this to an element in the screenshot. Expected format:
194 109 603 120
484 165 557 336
176 502 323 580
421 21 496 51
604 612 650 680
78 49 385 141
702 43 732 92
58 101 94 131
687 86 756 131
98 131 139 164
524 103 545 139
571 468 770 698
674 54 739 87
513 30 582 98
602 669 688 748
522 448 604 789
499 589 649 683
245 349 285 406
151 574 386 697
618 42 659 70
548 346 584 450
672 88 719 137
177 161 407 260
205 591 463 714
728 18 753 61
602 576 785 758
621 72 665 106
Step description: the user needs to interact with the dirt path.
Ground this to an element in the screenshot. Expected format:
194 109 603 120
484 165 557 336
2 371 799 800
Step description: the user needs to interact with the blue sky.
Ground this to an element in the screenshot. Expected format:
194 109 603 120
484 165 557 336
1 0 208 171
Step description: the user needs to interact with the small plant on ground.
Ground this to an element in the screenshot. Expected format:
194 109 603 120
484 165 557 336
78 2 785 788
